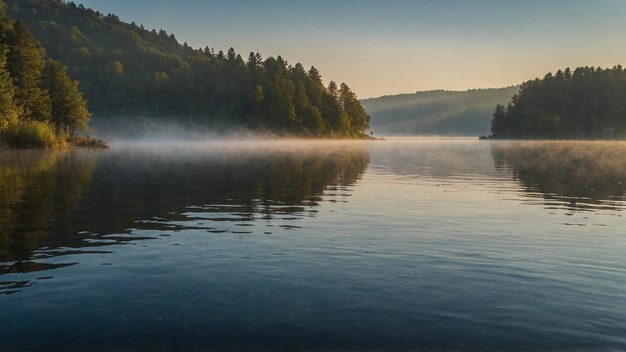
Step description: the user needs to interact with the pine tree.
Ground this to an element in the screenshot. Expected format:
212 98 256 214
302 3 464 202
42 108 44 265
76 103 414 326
41 59 90 136
328 81 338 99
319 81 343 134
490 104 506 137
339 83 369 136
5 21 50 121
246 52 258 69
226 47 236 63
2 0 372 138
0 45 19 129
490 66 626 138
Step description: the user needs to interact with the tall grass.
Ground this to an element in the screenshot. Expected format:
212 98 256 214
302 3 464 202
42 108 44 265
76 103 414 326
69 136 108 148
0 120 58 149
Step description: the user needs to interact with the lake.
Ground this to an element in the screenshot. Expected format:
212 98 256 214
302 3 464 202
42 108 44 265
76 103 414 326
1 138 625 351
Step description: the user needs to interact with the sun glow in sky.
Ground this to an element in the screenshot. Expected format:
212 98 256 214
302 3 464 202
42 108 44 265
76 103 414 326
77 0 626 98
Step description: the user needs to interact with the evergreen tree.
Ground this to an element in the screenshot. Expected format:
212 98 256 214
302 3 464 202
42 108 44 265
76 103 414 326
328 81 338 99
3 0 372 138
41 58 90 136
320 81 343 134
0 4 95 148
246 52 258 69
491 66 626 139
0 45 19 129
490 104 506 137
226 47 236 62
4 21 50 121
340 83 370 136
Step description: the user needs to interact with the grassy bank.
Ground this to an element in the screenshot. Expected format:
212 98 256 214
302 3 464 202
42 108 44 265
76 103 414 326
1 120 59 149
68 136 109 149
0 120 108 150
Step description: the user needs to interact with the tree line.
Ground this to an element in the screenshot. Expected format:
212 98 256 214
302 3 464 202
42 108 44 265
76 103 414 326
4 0 370 137
491 66 626 139
0 1 89 147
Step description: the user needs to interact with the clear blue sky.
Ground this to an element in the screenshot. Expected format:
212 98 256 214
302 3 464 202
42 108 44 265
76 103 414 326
77 0 626 98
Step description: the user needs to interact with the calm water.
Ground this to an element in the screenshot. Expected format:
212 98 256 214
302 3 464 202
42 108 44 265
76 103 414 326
1 138 625 351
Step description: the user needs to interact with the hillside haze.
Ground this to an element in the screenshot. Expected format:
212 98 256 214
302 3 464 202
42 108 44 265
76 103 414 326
362 87 518 136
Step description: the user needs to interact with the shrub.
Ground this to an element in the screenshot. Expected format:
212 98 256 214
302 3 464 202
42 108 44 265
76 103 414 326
0 120 58 149
69 136 108 148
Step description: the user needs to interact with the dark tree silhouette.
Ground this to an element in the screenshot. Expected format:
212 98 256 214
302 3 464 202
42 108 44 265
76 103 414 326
491 66 626 139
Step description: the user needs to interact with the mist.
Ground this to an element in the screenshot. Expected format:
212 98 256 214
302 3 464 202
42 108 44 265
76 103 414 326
492 141 626 207
362 87 518 137
89 116 278 143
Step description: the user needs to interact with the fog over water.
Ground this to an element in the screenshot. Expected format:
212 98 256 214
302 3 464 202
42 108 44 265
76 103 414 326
1 137 625 350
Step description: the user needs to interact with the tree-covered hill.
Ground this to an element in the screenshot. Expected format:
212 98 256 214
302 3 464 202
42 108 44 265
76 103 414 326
4 0 369 137
361 87 518 136
491 66 626 139
0 1 91 148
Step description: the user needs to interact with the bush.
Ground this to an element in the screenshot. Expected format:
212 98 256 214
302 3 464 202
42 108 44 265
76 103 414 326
69 136 108 148
0 120 58 149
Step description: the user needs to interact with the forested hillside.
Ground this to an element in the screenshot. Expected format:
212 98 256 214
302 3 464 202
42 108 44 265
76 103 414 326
491 66 626 139
5 0 369 137
362 87 518 136
0 1 90 148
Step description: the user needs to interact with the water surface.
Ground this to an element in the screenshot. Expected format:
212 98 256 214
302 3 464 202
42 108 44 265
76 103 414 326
1 138 625 350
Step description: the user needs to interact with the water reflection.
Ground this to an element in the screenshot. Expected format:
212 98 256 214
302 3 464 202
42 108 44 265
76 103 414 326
0 151 95 264
1 140 625 351
0 151 97 294
0 143 369 292
4 139 626 295
369 138 496 180
492 141 626 211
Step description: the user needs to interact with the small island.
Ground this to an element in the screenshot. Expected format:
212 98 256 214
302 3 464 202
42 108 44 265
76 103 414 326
488 65 626 139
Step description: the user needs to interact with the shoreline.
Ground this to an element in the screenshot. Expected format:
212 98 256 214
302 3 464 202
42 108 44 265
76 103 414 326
480 135 626 142
0 137 109 151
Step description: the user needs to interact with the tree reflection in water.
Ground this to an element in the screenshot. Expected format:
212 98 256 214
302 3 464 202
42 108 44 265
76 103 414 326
0 143 369 292
492 141 626 211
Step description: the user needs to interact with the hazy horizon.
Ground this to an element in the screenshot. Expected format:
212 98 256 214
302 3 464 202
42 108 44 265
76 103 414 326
3 2 626 350
75 0 626 98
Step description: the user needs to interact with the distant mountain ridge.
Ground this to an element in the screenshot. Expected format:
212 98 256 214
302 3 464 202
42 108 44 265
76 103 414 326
362 87 519 136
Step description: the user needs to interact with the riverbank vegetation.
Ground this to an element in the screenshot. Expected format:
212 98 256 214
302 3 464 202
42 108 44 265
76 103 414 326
490 66 626 139
0 3 102 149
4 0 371 138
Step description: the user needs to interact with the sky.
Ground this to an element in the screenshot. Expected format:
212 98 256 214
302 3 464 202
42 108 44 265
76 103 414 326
77 0 626 98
